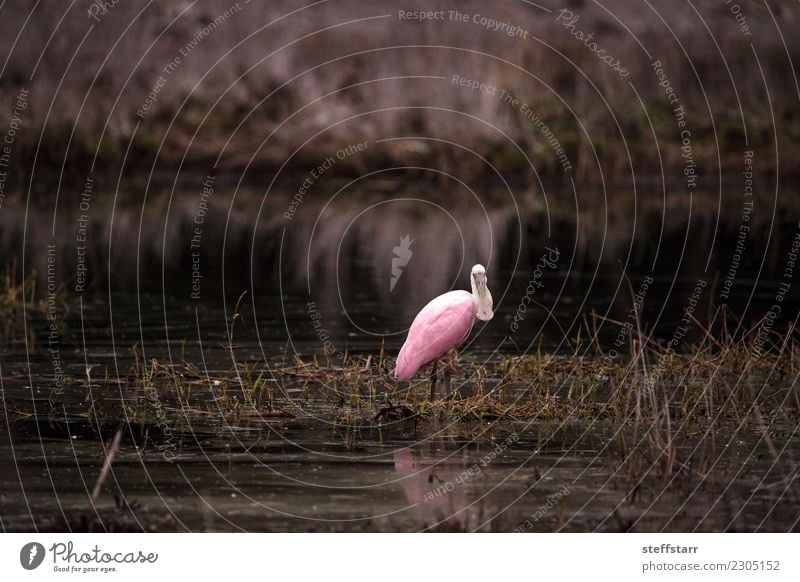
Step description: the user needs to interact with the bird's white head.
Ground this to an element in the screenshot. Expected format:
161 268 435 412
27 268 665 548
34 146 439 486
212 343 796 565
470 264 493 321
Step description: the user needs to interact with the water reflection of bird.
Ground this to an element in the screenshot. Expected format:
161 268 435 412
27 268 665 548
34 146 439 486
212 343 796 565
394 264 493 399
393 446 466 531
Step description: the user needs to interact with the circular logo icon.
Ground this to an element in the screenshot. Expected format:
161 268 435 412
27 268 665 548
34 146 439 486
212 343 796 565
20 542 45 570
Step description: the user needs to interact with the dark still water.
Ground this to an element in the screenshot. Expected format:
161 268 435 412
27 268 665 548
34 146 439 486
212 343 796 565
1 181 798 533
4 413 797 532
1 272 796 533
5 177 798 363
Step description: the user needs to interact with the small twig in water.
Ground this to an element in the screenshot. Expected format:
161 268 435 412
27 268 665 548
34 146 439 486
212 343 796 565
90 427 123 507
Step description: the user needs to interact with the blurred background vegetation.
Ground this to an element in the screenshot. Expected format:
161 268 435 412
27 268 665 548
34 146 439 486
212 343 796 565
1 1 797 183
0 0 798 294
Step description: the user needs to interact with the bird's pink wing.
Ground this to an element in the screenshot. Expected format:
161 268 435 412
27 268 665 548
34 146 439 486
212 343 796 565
394 291 475 381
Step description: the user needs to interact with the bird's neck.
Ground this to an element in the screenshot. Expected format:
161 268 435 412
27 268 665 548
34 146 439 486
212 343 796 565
472 278 493 321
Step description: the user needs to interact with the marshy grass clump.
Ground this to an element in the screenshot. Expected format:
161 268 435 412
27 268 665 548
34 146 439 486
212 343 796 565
0 267 31 343
67 315 799 438
0 263 70 349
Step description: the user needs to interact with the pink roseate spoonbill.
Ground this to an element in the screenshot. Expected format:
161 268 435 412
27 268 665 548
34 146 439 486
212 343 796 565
394 264 493 399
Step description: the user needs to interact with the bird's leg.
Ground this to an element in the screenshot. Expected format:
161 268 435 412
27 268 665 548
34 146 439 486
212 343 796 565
429 358 439 401
445 349 460 374
444 351 453 398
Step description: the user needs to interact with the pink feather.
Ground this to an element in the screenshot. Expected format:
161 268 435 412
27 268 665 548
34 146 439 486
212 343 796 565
394 290 476 381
